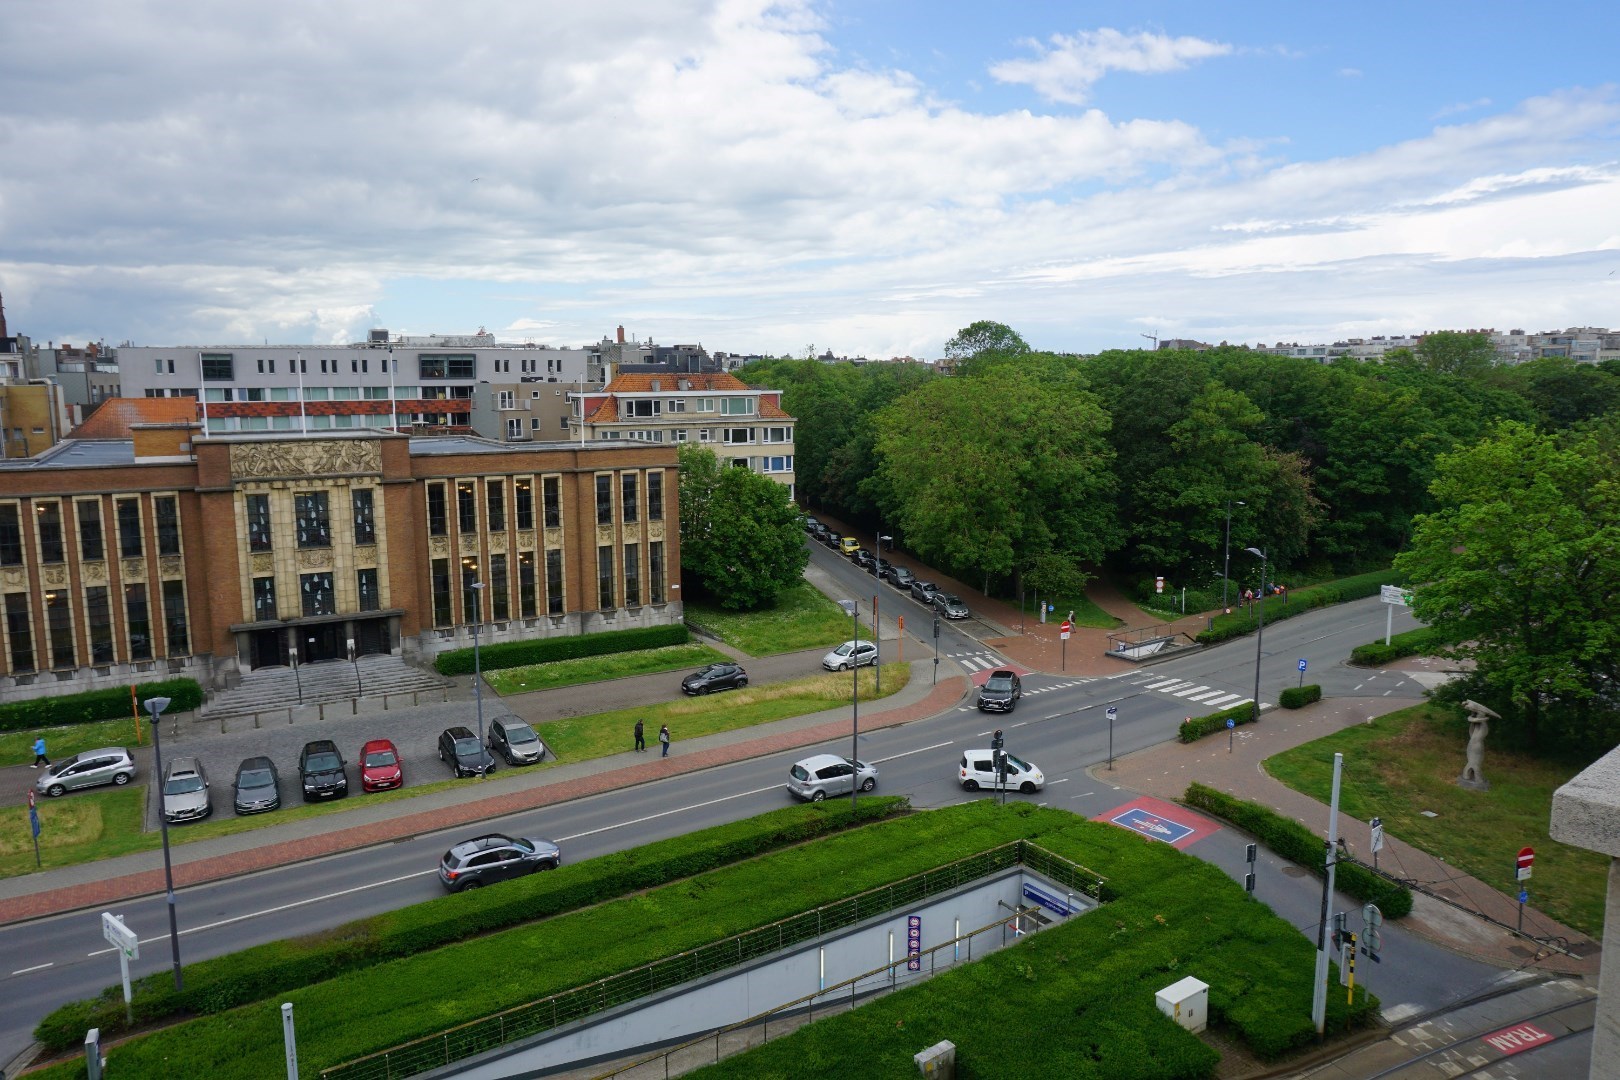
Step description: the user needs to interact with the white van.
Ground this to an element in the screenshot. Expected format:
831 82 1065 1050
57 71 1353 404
958 750 1044 793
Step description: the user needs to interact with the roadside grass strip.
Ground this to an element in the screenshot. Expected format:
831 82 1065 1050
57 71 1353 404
683 581 858 656
484 642 732 695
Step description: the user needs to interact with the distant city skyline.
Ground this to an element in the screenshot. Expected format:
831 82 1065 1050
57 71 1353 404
2 1 1617 358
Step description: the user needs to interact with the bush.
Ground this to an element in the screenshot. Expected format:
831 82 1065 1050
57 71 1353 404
1197 569 1405 646
1349 626 1447 667
1183 783 1412 918
433 624 689 676
1178 702 1259 743
0 678 203 734
1278 684 1322 709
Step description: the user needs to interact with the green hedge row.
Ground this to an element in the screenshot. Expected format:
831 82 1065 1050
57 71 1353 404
1279 684 1322 709
0 678 203 734
1196 569 1405 646
1349 626 1446 667
35 796 907 1051
1178 702 1258 743
1184 783 1413 918
433 623 689 676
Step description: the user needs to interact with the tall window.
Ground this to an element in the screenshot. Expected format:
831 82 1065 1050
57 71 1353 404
457 481 477 533
200 352 235 380
77 500 104 561
243 494 272 552
0 505 21 565
489 554 509 619
431 558 452 626
543 476 561 528
38 501 66 563
113 499 141 559
357 568 379 612
486 481 506 531
650 541 666 604
597 545 614 609
253 577 278 621
623 544 640 606
596 475 613 525
515 482 534 531
352 489 376 544
300 572 335 617
647 472 663 522
545 549 564 615
518 552 537 618
46 591 75 668
426 482 448 536
125 583 152 661
622 473 638 525
162 579 189 655
4 594 33 672
462 561 482 623
154 496 181 556
294 492 331 548
85 586 114 663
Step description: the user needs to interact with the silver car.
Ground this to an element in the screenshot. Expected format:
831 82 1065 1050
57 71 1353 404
787 753 879 801
36 748 137 798
162 756 212 823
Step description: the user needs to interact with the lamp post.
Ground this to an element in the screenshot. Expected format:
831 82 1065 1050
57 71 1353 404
1244 547 1269 725
288 643 302 703
142 695 184 991
838 599 860 810
1223 499 1245 613
471 581 486 764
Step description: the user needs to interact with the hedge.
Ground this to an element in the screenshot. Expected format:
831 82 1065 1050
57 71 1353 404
1178 702 1259 743
1349 626 1447 667
1184 783 1413 918
34 796 907 1051
433 623 689 676
0 678 203 734
1196 569 1405 646
1279 684 1322 709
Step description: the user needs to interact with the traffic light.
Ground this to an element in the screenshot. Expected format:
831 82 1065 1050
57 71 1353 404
1330 911 1347 953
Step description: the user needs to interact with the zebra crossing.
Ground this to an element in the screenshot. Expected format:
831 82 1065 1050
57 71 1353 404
946 650 1009 675
1112 672 1253 710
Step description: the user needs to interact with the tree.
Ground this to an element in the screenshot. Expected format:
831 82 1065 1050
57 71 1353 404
943 321 1030 376
677 445 809 610
1417 331 1497 379
1395 421 1620 751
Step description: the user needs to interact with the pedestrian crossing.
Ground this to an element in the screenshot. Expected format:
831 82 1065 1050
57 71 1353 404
1112 672 1253 710
947 651 1008 674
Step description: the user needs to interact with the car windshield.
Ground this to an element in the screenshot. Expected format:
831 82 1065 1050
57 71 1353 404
1005 754 1032 772
985 676 1014 691
511 837 535 853
364 749 397 767
164 775 204 795
454 738 483 756
834 644 853 656
239 769 274 787
505 724 538 744
942 595 962 606
47 756 79 775
307 753 341 771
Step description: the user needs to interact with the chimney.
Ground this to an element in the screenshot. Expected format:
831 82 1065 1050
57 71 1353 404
617 325 625 345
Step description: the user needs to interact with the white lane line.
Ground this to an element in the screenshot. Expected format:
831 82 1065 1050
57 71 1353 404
1144 679 1179 689
1354 682 1365 691
1048 777 1070 785
12 962 54 975
1203 693 1242 707
556 784 785 843
1172 685 1210 698
873 741 955 763
1185 690 1223 702
1044 712 1065 720
1070 792 1095 799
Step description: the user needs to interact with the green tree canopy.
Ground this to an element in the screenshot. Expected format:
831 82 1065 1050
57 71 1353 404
677 444 809 610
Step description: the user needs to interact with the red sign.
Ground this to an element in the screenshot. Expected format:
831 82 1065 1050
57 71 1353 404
1059 620 1073 639
1517 846 1535 868
1155 576 1164 593
27 788 35 809
1480 1021 1552 1056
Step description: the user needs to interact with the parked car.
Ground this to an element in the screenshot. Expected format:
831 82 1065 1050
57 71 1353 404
839 536 861 556
786 753 879 802
852 548 875 569
299 740 349 801
437 833 561 892
823 530 843 550
487 717 546 765
933 592 971 619
161 756 212 823
681 662 749 695
868 557 892 578
910 579 940 604
822 639 878 671
886 566 915 589
977 670 1023 712
804 516 822 533
959 750 1045 793
232 756 281 815
438 726 496 778
807 522 829 542
360 738 404 793
35 748 136 798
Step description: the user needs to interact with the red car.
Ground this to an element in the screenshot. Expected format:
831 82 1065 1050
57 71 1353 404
360 738 403 793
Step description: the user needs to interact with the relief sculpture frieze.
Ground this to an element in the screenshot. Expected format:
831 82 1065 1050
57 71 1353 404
230 439 381 481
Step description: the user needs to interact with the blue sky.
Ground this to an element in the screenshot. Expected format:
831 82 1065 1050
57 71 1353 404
2 1 1617 358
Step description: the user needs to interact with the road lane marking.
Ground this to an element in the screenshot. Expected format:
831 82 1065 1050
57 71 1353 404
12 962 54 975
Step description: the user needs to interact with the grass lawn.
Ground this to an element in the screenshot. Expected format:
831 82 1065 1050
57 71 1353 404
1 716 156 768
1264 702 1608 936
484 643 731 695
683 580 859 655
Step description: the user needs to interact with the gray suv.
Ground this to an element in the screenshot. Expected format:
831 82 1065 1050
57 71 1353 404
36 748 136 798
487 718 546 766
161 756 212 823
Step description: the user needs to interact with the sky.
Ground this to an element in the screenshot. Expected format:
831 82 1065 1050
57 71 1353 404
2 1 1618 359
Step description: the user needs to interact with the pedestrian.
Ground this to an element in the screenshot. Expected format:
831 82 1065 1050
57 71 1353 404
659 724 671 757
634 718 646 752
1243 588 1253 606
31 736 48 768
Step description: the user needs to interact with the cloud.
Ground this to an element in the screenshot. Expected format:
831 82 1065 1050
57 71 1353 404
1338 67 1363 78
989 27 1233 105
1433 97 1493 119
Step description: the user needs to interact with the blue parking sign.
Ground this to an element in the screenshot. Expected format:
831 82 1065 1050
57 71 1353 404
1298 658 1308 672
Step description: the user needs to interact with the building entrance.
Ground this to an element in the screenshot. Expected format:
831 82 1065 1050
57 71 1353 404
300 623 345 664
250 628 288 670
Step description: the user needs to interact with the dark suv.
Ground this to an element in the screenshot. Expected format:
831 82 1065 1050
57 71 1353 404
298 740 349 801
437 833 561 892
438 726 496 778
977 669 1023 712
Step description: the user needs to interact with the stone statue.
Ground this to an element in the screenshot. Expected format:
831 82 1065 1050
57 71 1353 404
1457 699 1499 791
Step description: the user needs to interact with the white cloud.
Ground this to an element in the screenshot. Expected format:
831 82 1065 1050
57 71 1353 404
1433 97 1493 119
988 28 1233 105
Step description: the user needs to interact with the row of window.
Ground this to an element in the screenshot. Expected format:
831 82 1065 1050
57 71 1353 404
425 473 665 537
245 489 375 553
198 353 493 382
0 496 181 567
251 569 379 621
3 580 188 673
201 412 468 434
430 551 568 626
598 426 791 446
619 397 757 418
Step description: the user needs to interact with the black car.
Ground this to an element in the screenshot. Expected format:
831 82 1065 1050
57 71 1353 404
852 548 875 569
823 530 843 550
681 662 748 695
868 557 892 578
438 726 496 778
886 566 915 589
807 522 828 542
910 579 939 604
977 669 1023 712
487 717 546 765
804 516 822 533
933 592 971 619
233 756 281 814
437 833 561 892
298 740 349 801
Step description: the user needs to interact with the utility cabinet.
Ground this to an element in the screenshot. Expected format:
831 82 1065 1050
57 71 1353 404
1156 976 1209 1034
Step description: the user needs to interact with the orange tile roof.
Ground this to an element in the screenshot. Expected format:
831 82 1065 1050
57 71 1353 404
69 397 199 439
588 371 794 423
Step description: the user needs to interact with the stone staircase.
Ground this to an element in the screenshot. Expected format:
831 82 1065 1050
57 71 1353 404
200 654 451 720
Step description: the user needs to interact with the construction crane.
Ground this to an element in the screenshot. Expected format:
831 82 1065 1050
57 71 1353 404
1141 332 1159 350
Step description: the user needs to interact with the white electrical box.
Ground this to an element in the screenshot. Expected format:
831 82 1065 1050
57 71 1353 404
1156 976 1209 1033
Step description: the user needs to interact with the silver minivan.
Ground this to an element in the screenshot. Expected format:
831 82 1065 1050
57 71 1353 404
787 753 879 801
35 748 137 798
162 756 212 822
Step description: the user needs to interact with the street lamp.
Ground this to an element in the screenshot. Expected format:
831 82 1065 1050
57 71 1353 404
142 695 184 991
470 581 487 765
837 598 860 810
1223 499 1245 613
1244 547 1269 725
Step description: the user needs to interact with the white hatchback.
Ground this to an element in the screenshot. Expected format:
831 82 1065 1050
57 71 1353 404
959 750 1045 794
821 640 878 671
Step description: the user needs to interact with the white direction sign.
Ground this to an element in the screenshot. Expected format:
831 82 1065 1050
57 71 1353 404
101 912 138 960
1379 585 1414 606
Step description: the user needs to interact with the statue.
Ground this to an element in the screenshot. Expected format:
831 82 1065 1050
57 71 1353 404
1457 699 1499 791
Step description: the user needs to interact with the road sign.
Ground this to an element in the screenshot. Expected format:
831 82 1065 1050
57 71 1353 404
1155 576 1164 594
1226 718 1235 729
1516 846 1534 881
1059 620 1072 639
1379 584 1414 606
102 912 139 961
1105 706 1117 721
1369 818 1384 853
1298 658 1308 672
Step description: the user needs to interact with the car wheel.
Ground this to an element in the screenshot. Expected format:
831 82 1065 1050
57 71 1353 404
737 676 748 687
438 747 446 761
962 779 979 792
838 662 849 672
811 789 826 802
46 783 66 797
541 859 558 871
860 777 876 792
701 685 713 694
113 772 132 786
459 880 483 891
1021 782 1037 794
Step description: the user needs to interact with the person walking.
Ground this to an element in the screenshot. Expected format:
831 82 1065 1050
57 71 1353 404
659 724 671 758
634 719 646 753
31 736 49 768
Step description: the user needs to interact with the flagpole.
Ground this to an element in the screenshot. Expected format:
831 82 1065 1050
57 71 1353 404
389 344 398 431
198 351 210 436
296 351 307 433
